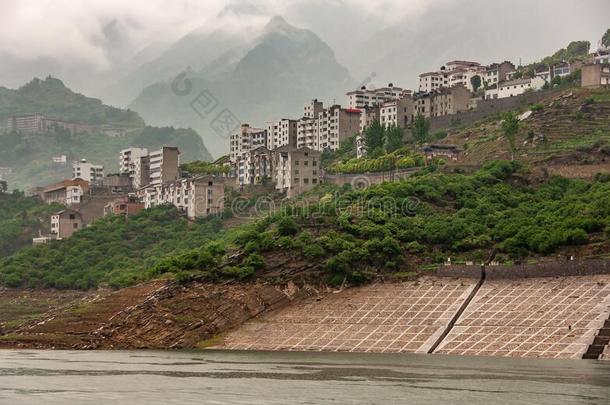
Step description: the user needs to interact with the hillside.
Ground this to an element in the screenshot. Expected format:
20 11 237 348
0 77 144 128
0 191 62 257
439 88 610 176
129 16 354 156
0 126 213 191
2 161 609 291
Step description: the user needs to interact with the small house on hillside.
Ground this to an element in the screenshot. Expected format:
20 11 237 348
51 209 83 239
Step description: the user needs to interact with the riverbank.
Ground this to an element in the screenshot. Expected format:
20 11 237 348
1 262 610 360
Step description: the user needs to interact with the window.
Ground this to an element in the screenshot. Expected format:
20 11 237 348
73 223 79 229
312 179 317 184
303 160 309 166
69 214 75 220
294 160 299 166
303 178 309 184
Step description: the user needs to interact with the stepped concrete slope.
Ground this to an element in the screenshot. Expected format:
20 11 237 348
220 278 477 353
434 276 610 359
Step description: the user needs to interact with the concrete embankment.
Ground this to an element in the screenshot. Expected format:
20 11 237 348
217 261 610 359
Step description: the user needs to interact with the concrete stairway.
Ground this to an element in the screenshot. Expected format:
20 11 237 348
583 318 610 360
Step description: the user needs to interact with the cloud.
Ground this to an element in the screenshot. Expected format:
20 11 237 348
0 0 444 71
0 0 229 69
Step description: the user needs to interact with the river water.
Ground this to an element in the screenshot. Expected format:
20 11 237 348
0 350 609 404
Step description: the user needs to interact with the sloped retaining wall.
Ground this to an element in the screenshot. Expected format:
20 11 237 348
435 260 610 279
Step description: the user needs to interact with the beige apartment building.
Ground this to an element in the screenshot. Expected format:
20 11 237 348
316 105 361 150
149 146 180 186
142 176 224 219
297 99 326 149
119 147 150 189
273 146 322 197
582 63 610 88
359 105 380 134
415 85 471 118
72 159 104 183
380 96 415 128
346 84 406 109
236 146 274 186
50 209 83 239
37 179 90 206
229 124 267 163
267 119 297 150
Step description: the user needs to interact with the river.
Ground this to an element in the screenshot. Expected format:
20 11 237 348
0 350 609 404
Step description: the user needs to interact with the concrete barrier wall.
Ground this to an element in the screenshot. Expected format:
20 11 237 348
429 88 565 132
435 265 483 279
485 259 610 280
436 260 610 280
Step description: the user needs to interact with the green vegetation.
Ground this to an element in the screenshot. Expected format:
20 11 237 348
364 121 385 155
0 77 143 128
0 205 225 289
412 115 431 144
4 161 607 290
148 161 610 286
542 41 590 66
501 112 520 160
0 191 62 257
326 148 426 174
0 125 211 191
603 29 610 48
180 161 230 175
470 75 482 92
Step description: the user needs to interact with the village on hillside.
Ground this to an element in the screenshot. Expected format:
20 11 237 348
15 40 610 244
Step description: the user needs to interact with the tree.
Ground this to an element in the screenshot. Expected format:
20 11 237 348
364 120 385 155
384 125 404 152
470 75 482 92
412 115 430 144
0 181 7 193
501 112 520 161
603 29 610 48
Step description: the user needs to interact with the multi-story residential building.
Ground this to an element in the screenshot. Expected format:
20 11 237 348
266 119 297 150
50 209 83 239
419 70 449 93
346 84 405 109
229 124 267 163
142 176 224 219
72 159 104 183
497 77 546 98
414 85 471 118
379 96 415 128
148 146 180 186
582 63 610 88
236 146 274 186
303 99 324 119
316 105 361 151
359 105 380 134
273 146 321 198
552 61 571 78
119 147 150 189
103 196 145 217
4 114 93 134
296 117 318 150
484 61 517 87
37 179 89 206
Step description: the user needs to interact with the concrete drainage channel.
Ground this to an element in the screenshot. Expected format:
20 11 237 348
583 316 610 360
428 266 486 354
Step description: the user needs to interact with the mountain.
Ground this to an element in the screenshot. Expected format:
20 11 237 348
99 10 266 107
0 78 212 190
129 16 355 156
0 77 144 128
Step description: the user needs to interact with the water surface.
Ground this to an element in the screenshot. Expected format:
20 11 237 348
1 350 609 404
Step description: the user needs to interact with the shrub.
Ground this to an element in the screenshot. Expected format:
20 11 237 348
277 217 300 236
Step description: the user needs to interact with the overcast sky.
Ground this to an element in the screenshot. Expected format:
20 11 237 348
0 0 608 93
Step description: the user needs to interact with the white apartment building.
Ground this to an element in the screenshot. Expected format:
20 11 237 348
296 117 318 150
149 146 180 186
346 84 405 109
497 77 546 98
236 146 274 187
379 96 415 128
359 105 380 134
316 106 361 151
142 176 224 219
273 146 321 198
229 124 267 163
267 119 297 150
72 159 104 183
420 61 492 93
119 147 150 189
303 99 324 119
